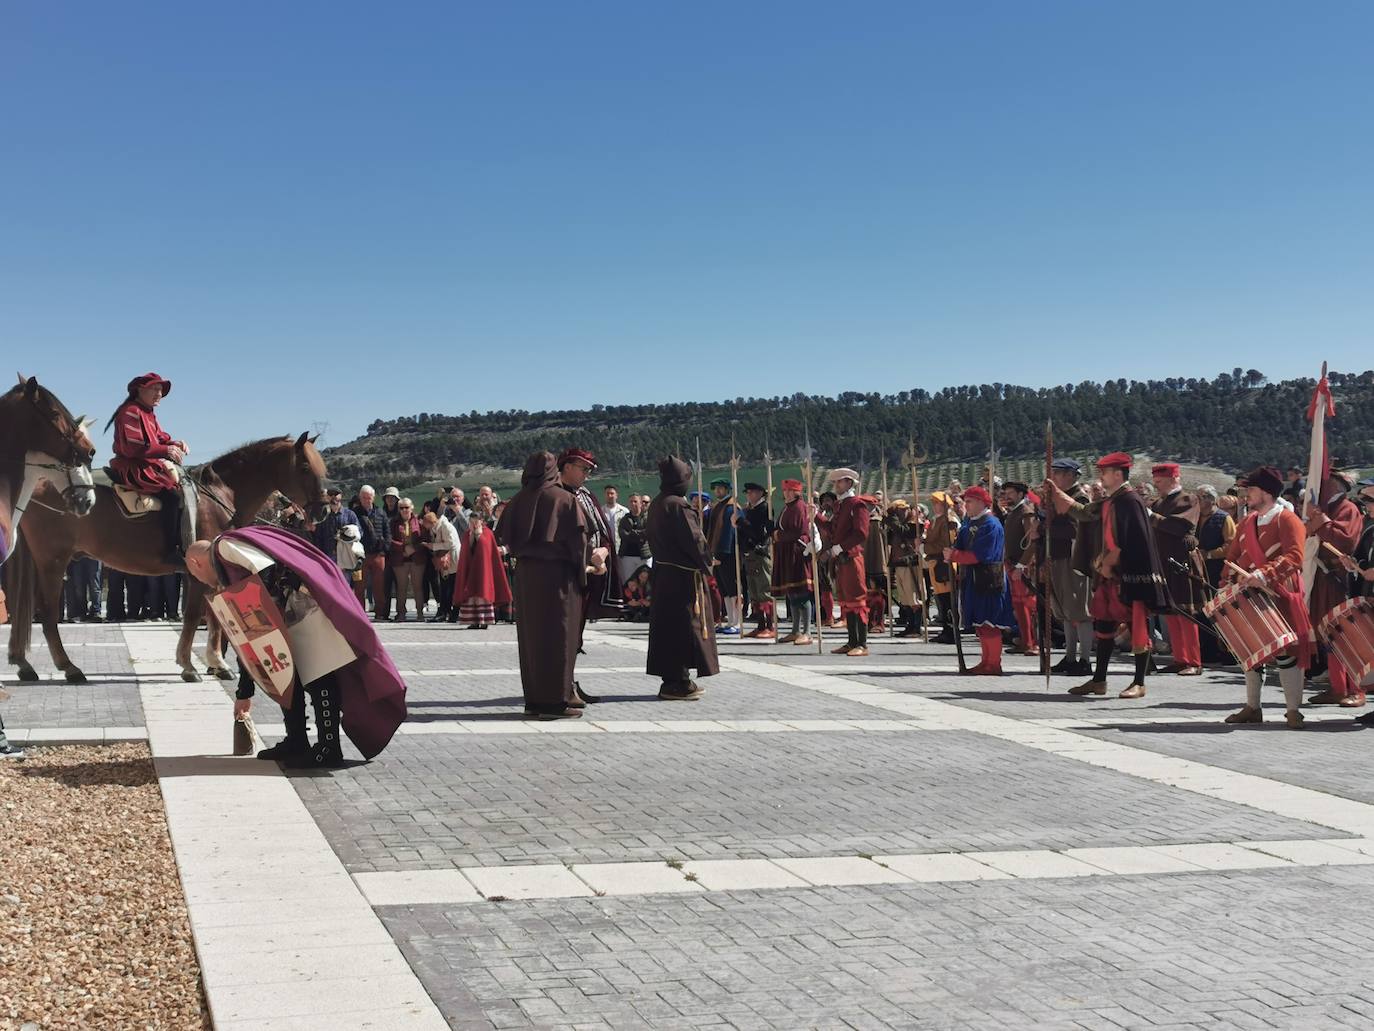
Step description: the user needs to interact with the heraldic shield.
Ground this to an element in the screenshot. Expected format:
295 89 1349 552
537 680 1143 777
208 575 297 707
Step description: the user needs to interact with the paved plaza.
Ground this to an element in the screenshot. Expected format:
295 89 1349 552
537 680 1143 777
5 619 1374 1030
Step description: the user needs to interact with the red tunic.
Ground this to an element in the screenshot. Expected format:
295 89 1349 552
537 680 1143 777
454 525 513 606
1226 507 1314 668
110 400 178 492
828 494 870 613
1309 496 1363 623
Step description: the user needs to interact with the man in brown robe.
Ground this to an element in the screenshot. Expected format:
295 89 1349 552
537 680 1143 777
646 456 720 699
496 452 599 719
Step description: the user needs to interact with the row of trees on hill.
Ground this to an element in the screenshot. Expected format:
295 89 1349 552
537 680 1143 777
329 368 1374 482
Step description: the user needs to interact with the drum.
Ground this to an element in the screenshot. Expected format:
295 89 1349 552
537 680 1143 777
1203 581 1298 670
1318 597 1374 685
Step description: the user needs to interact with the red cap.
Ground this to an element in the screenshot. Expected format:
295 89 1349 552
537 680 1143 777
1151 462 1181 478
127 372 171 397
1027 490 1041 506
1096 451 1132 471
556 447 598 470
964 485 992 505
781 478 804 492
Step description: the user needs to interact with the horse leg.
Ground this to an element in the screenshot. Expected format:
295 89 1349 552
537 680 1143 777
34 555 85 683
177 584 202 682
204 609 234 681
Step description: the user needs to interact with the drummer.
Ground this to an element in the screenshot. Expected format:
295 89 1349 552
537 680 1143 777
1223 466 1313 729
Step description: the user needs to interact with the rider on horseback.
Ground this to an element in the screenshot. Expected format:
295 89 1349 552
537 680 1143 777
107 372 195 563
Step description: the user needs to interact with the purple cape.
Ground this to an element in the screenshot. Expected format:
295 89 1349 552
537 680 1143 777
218 525 407 759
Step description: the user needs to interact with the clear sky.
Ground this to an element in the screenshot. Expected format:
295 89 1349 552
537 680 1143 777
3 1 1371 459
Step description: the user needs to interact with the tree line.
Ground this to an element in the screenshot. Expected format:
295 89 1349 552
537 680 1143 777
325 368 1374 482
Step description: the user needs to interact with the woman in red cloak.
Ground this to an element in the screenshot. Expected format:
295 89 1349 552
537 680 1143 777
453 516 512 629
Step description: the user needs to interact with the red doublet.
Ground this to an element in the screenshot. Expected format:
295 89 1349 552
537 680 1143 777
1226 508 1314 669
109 400 178 492
828 495 870 617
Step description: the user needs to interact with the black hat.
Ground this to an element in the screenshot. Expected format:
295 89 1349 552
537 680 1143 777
1051 458 1082 474
326 487 343 498
743 481 768 493
1247 465 1284 498
657 456 692 493
1004 481 1028 494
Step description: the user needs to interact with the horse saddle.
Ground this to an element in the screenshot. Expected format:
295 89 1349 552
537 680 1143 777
104 470 163 517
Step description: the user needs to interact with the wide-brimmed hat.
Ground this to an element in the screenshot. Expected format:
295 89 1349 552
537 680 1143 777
827 467 860 483
383 486 401 499
127 372 171 397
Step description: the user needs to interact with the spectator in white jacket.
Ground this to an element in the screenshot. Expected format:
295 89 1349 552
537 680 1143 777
422 510 461 623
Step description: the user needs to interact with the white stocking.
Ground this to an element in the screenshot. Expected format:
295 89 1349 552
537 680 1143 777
1278 663 1304 712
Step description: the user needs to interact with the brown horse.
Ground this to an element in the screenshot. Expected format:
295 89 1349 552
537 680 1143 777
0 376 97 567
7 433 327 683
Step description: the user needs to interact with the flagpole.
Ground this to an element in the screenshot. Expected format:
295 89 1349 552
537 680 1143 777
1302 361 1333 604
730 434 744 634
1042 418 1054 691
803 421 824 654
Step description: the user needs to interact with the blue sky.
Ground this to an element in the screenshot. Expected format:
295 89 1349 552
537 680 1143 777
3 1 1371 459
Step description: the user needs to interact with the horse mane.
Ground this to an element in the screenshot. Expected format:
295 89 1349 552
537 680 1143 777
197 436 295 482
2 380 81 429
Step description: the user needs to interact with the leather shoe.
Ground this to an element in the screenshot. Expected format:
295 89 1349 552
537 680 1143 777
1173 665 1203 676
1224 705 1263 724
845 647 869 657
1118 684 1147 699
1068 680 1107 696
792 635 813 646
1284 709 1305 730
1307 690 1340 705
1338 693 1367 708
830 643 854 655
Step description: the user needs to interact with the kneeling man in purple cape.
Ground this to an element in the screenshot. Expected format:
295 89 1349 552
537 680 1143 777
185 524 408 767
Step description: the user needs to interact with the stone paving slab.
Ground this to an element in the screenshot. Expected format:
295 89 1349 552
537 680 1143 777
378 866 1374 1030
293 726 1334 874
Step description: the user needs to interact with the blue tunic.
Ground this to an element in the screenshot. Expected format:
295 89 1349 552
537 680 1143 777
955 513 1016 630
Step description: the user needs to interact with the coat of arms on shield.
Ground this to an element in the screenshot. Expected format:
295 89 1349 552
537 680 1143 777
207 576 296 707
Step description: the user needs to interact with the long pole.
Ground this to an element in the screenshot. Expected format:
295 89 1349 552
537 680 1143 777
694 436 703 519
1042 418 1054 691
730 434 744 634
804 422 824 654
881 455 896 638
1301 361 1331 604
765 440 776 639
907 436 929 644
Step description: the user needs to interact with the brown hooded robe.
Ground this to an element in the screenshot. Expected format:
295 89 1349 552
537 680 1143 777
646 456 720 681
496 452 590 713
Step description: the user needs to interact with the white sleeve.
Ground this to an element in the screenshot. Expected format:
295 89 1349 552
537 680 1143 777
215 538 276 573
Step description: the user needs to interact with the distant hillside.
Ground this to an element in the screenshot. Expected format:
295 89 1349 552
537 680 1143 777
323 368 1374 489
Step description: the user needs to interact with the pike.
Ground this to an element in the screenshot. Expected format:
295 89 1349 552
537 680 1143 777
802 421 825 654
1041 418 1054 691
764 434 777 640
881 454 896 638
906 436 929 643
730 433 744 634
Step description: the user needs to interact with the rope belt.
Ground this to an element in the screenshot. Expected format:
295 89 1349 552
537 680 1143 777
658 560 710 640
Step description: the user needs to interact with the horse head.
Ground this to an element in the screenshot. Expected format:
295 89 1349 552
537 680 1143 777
288 431 329 520
4 375 97 516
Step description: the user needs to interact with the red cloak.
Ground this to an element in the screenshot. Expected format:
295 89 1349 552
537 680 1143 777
454 525 512 606
110 400 178 492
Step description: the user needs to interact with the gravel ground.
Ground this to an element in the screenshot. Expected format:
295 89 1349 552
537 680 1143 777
1 744 209 1031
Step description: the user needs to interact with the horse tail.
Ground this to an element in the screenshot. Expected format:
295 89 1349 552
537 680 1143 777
3 530 34 661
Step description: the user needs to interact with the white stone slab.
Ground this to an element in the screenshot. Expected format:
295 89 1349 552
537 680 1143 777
209 972 444 1025
463 863 594 900
198 941 413 988
1061 846 1206 876
875 853 1011 882
1236 839 1374 866
354 869 483 906
1319 837 1374 857
772 856 912 886
657 720 730 733
596 721 669 733
533 719 604 733
572 861 702 896
969 850 1110 878
1149 843 1293 870
679 859 810 891
219 1007 452 1031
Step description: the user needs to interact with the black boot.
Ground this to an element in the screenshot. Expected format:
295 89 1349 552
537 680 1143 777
257 686 309 760
289 678 344 768
934 595 955 644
